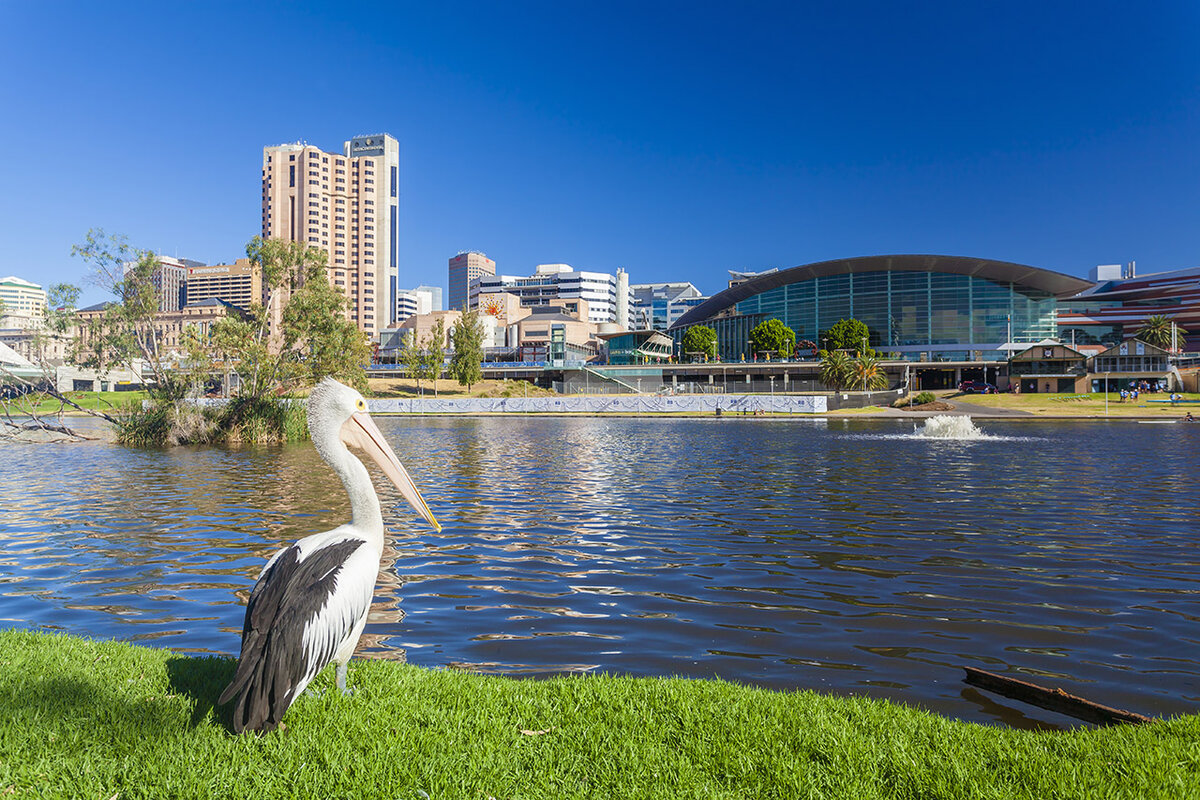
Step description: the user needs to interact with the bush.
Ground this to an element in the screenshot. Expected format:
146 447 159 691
914 391 935 405
117 397 308 447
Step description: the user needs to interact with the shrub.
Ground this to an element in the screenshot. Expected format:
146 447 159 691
915 391 936 405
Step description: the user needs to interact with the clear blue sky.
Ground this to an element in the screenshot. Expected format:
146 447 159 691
2 1 1197 307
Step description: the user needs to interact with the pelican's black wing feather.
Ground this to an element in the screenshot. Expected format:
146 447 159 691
218 538 365 733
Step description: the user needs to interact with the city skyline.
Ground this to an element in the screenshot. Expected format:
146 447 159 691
2 2 1197 309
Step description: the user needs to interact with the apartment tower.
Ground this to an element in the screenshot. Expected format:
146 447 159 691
262 134 400 335
448 251 495 310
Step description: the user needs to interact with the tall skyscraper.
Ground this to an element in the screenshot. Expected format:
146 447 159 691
262 134 400 336
448 251 495 310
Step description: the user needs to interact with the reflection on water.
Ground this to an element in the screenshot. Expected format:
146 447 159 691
2 415 1198 728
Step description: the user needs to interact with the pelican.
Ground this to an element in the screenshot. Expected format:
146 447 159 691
218 378 440 733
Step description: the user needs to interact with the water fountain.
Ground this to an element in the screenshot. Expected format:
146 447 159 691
913 414 991 440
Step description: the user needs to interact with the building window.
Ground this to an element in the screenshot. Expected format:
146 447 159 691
289 165 295 187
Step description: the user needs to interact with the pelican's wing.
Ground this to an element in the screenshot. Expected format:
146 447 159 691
219 537 367 733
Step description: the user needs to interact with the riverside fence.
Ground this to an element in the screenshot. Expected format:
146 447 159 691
369 394 829 415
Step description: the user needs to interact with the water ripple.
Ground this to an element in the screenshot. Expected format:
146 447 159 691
1 415 1197 727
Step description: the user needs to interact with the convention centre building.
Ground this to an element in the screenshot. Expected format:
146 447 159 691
669 254 1096 362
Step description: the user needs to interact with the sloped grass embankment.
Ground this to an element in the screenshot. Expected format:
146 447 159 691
1 631 1197 798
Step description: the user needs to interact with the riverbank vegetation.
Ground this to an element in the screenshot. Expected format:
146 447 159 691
1 631 1196 799
65 230 370 446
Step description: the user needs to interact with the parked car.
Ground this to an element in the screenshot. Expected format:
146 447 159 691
957 380 998 394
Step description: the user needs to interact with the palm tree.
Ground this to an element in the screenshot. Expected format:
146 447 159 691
1137 315 1187 351
850 352 889 391
819 349 854 390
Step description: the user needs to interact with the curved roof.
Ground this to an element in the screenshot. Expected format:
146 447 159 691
671 254 1094 330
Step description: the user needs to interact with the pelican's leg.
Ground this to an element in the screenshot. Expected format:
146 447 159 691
336 661 354 696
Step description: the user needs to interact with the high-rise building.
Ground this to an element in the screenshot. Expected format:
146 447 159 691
395 287 434 323
122 256 193 312
473 263 632 324
448 252 495 310
262 134 400 336
186 259 263 311
0 276 47 324
414 284 443 312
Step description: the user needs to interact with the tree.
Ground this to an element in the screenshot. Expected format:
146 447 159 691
850 352 889 391
420 319 446 394
1137 315 1187 351
819 349 854 390
682 325 718 362
748 318 795 360
281 274 370 393
449 310 485 390
72 230 181 397
823 318 872 354
398 330 426 394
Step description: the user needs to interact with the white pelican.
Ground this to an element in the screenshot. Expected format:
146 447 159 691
218 378 440 733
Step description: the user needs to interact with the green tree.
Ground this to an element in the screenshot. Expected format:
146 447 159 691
421 319 447 394
281 275 370 393
819 349 854 390
399 330 425 394
748 318 795 360
449 310 485 391
823 318 872 354
71 229 186 398
1137 315 1187 351
682 325 718 362
850 352 889 391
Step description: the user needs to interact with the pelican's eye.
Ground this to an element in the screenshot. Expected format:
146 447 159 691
356 399 366 411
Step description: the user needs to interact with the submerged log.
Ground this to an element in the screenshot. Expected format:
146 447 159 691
963 667 1152 726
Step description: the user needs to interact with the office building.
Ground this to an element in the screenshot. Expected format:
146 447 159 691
414 284 443 311
448 252 495 310
0 276 47 324
185 259 262 311
472 263 632 324
262 133 400 335
395 287 435 323
629 281 708 331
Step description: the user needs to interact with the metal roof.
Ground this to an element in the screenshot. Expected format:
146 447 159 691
671 254 1095 330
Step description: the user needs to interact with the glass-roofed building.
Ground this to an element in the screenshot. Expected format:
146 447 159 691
669 255 1094 362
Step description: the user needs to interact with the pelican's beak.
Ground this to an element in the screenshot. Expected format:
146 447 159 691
341 411 441 532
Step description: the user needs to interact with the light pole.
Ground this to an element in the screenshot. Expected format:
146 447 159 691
1105 371 1109 416
861 335 869 393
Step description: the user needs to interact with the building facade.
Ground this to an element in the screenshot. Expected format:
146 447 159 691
1059 264 1200 352
448 252 495 311
671 255 1094 362
629 281 708 331
0 276 47 324
185 259 262 311
472 263 631 324
395 287 435 323
262 134 400 335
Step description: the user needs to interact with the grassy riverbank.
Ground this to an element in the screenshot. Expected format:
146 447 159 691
2 631 1196 798
952 390 1200 418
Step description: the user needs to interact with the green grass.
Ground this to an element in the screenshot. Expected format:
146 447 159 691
4 390 148 417
1 631 1197 798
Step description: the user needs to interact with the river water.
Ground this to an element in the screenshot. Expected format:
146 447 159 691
1 415 1196 728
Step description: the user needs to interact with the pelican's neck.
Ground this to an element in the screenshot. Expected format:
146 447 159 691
323 437 384 537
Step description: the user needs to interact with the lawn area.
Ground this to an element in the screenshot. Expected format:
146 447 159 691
952 390 1200 418
1 631 1196 799
4 390 147 417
